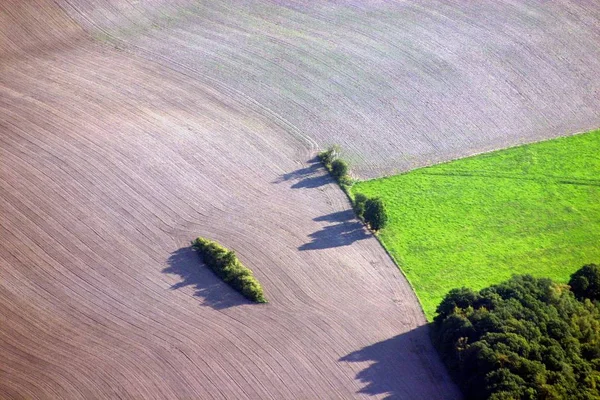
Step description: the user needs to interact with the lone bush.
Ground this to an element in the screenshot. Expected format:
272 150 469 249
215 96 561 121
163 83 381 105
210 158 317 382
363 197 388 231
353 193 368 219
569 263 600 301
192 237 267 303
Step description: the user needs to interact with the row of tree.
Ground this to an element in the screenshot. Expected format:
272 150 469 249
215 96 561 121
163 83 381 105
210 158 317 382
317 146 351 186
432 264 600 399
318 146 388 231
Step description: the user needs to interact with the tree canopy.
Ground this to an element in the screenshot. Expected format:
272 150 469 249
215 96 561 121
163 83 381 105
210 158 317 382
330 159 348 180
431 270 600 399
363 197 388 231
192 237 267 303
569 264 600 302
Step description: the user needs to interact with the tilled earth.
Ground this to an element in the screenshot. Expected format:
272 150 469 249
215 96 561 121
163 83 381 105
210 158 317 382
1 1 598 398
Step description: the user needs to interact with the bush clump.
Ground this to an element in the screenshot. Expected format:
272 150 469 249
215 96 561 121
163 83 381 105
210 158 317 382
317 147 336 167
432 270 600 400
353 193 368 219
363 197 388 231
330 159 348 180
192 237 267 303
351 192 389 231
318 146 352 188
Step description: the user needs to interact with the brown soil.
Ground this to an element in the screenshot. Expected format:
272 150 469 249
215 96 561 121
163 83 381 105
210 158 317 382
1 1 598 398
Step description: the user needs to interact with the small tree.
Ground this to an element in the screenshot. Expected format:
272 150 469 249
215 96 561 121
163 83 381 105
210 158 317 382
330 159 348 181
353 193 368 219
363 197 388 231
317 148 335 167
569 264 600 301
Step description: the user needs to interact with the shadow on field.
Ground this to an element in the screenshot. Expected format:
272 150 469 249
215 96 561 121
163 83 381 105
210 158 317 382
274 158 330 189
291 174 330 189
313 209 355 222
340 325 452 399
299 210 369 250
163 247 248 310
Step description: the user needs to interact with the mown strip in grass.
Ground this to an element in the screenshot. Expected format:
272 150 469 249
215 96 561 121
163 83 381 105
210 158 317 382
192 237 267 303
352 130 600 320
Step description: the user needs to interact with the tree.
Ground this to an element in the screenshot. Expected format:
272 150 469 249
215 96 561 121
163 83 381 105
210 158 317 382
363 197 388 231
317 148 335 167
353 193 368 219
330 159 348 181
569 264 600 301
317 145 340 168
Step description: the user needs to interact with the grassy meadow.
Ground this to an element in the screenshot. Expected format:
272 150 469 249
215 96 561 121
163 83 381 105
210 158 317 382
352 130 600 319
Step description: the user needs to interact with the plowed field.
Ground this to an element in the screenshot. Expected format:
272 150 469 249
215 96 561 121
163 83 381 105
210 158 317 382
1 1 598 398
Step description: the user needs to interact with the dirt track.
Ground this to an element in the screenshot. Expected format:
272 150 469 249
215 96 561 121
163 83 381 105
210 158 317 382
1 1 598 398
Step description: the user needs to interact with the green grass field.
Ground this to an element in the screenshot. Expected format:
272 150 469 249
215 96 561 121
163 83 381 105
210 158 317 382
352 130 600 320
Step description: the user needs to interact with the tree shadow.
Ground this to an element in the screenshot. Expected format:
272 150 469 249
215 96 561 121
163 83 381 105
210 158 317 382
291 174 331 189
313 209 355 223
162 247 249 310
339 325 459 399
299 212 369 250
273 159 330 189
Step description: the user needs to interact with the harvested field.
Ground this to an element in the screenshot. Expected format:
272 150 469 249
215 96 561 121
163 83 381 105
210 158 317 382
58 0 600 178
1 0 598 398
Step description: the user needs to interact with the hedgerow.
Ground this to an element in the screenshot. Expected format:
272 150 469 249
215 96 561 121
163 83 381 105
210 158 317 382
191 237 267 303
318 146 388 231
318 146 352 190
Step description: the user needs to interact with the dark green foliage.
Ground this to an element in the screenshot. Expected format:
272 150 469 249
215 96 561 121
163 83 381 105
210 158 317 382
191 237 267 303
432 274 600 399
338 175 353 188
330 159 348 180
318 146 352 188
436 287 480 318
569 264 600 301
318 147 389 232
317 148 335 167
353 193 368 219
353 192 389 231
363 197 388 231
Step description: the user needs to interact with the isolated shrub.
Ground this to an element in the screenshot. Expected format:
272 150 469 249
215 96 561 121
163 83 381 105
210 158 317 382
330 159 348 180
192 237 267 303
569 264 600 301
363 197 388 231
353 193 368 219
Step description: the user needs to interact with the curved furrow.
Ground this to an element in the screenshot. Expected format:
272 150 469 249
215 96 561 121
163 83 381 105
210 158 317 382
3 0 597 398
59 0 600 177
